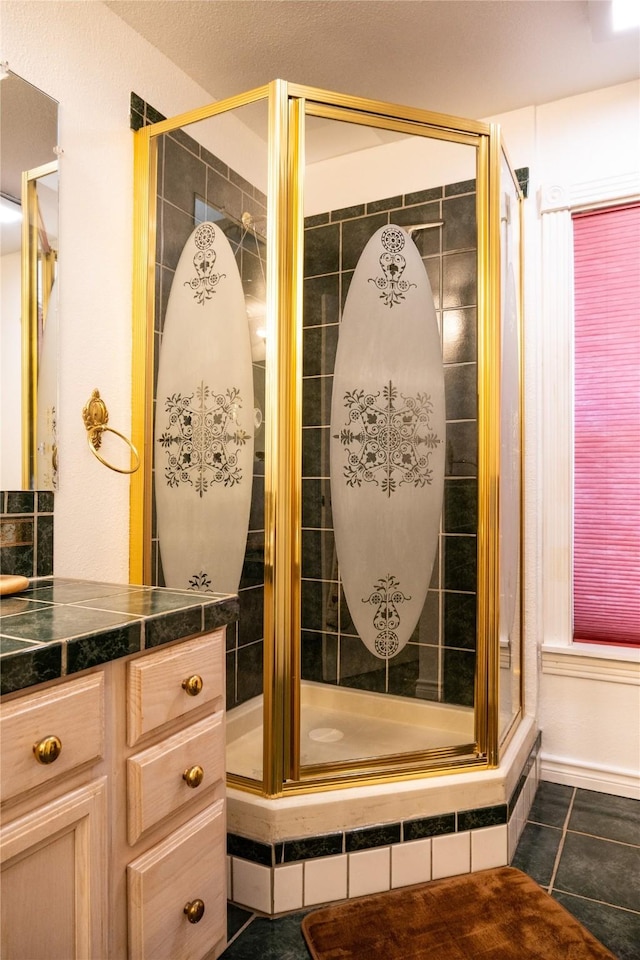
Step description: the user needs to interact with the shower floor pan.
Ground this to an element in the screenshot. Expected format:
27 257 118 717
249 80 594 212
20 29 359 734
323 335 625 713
226 681 475 780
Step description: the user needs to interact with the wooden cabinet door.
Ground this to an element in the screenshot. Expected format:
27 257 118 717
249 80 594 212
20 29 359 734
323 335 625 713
1 779 108 960
128 800 226 960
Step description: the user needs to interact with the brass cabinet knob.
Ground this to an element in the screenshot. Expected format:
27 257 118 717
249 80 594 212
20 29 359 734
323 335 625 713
33 735 62 765
183 899 205 924
181 674 203 696
182 764 204 788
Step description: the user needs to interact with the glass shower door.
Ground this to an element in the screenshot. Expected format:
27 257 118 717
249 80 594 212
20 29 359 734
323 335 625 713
297 107 481 776
132 94 271 787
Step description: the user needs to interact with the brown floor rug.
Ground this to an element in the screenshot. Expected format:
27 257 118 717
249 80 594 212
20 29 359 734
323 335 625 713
301 866 616 959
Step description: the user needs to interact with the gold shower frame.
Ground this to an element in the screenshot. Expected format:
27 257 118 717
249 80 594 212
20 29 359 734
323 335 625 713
130 80 524 799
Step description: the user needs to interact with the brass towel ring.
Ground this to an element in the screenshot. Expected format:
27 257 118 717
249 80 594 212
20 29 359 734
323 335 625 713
82 389 140 475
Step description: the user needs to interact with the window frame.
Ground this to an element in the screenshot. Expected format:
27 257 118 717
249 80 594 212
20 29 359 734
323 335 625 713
538 172 640 677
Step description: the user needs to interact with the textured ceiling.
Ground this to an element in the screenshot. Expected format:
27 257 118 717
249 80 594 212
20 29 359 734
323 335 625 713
104 0 640 121
3 2 638 252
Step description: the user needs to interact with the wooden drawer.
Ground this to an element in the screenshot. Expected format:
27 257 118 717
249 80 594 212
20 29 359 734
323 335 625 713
127 629 224 745
127 711 224 844
0 674 104 805
128 800 226 960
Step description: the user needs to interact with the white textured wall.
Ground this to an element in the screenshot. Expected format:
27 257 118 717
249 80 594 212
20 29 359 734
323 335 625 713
535 81 640 186
305 135 477 214
2 0 263 580
538 666 640 798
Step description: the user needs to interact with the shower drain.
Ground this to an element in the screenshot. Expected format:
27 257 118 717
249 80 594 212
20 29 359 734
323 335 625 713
308 727 344 742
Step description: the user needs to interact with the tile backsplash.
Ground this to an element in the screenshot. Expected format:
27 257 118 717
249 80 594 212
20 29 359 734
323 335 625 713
0 491 54 578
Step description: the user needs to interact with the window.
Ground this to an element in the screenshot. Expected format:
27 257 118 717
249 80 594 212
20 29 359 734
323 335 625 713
572 203 640 647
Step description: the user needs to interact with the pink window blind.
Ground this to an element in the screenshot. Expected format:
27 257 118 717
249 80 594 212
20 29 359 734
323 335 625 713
572 202 640 647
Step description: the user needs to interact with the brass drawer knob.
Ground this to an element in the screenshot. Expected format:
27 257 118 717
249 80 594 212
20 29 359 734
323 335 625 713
184 899 205 924
182 674 203 697
33 735 62 765
182 764 204 788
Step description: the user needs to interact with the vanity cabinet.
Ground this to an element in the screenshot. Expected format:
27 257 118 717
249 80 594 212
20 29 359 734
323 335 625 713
0 675 108 960
0 627 227 960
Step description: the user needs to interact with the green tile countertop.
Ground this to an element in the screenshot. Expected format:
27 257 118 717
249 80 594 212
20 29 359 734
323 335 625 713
0 577 239 696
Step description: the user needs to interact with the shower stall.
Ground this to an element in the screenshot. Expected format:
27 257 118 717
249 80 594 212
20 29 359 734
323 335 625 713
130 82 532 878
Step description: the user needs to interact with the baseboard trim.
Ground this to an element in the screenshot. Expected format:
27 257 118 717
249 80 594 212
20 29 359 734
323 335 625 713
540 753 640 800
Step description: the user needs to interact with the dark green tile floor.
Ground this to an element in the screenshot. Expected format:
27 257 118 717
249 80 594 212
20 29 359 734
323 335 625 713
221 782 640 959
512 782 640 959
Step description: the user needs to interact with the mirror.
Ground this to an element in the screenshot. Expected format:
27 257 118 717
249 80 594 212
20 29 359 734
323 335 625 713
0 68 59 490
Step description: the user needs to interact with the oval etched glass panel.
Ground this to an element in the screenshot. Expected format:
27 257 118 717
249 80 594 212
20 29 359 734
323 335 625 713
154 221 254 594
330 224 445 659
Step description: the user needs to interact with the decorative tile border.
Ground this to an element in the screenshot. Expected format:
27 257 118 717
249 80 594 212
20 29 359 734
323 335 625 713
228 733 541 915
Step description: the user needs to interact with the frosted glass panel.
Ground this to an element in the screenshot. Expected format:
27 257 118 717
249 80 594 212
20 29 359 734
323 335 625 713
154 221 254 595
330 224 444 659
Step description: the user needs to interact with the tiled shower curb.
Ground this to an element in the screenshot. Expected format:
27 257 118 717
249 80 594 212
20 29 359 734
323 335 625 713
227 733 541 915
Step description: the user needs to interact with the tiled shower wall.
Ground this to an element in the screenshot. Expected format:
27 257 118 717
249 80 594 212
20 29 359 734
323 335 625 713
301 166 528 710
301 182 479 707
0 491 54 577
132 95 267 711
